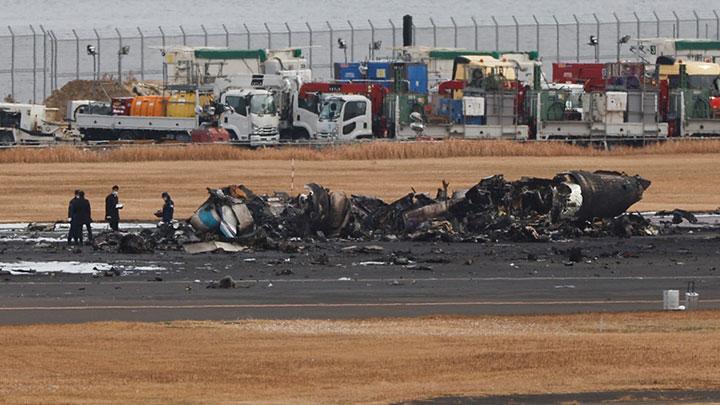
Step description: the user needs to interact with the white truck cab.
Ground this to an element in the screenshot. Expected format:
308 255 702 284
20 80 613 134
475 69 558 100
0 103 60 145
315 95 372 141
219 89 280 146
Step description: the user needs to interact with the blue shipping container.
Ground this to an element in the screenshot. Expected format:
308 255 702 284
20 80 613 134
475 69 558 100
439 99 464 124
367 61 392 81
334 63 362 81
406 63 428 94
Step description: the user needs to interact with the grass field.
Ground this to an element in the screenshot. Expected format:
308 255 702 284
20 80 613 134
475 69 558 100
0 153 718 221
2 312 719 403
4 140 720 164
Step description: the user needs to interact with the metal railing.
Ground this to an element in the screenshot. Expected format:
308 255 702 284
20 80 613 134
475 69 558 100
0 9 718 104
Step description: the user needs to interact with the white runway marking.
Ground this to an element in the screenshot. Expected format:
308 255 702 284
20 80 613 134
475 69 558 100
2 299 720 311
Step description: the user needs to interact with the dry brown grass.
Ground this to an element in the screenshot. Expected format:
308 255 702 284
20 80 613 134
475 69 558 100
4 139 720 164
1 312 719 404
0 153 718 221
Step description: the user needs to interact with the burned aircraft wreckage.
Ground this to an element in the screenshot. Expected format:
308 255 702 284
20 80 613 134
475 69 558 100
93 170 655 253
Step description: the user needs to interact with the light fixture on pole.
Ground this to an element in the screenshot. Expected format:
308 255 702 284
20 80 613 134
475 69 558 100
616 35 631 62
86 44 98 80
369 40 382 60
337 38 348 63
587 35 599 62
117 45 130 84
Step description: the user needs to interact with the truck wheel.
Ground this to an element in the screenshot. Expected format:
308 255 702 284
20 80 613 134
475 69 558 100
0 131 14 145
295 129 310 140
174 133 192 143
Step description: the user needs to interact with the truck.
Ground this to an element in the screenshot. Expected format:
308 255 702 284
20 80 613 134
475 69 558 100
0 103 63 145
212 75 282 145
315 94 374 140
659 57 720 136
534 62 668 140
163 47 310 86
396 47 541 89
417 55 529 140
290 82 388 140
71 96 202 142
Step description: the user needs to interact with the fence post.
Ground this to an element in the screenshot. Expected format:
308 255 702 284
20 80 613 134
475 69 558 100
533 15 540 53
614 13 621 62
654 11 661 37
285 22 292 47
40 25 46 99
244 23 250 49
8 26 14 100
673 11 680 38
50 30 58 90
693 10 700 38
137 27 145 81
429 18 437 47
573 14 580 62
594 13 600 62
115 27 123 84
72 29 79 80
94 28 101 80
327 21 333 77
159 26 166 49
264 22 272 49
47 29 53 90
492 16 499 51
306 22 313 70
201 24 208 46
368 19 375 59
30 25 37 103
715 10 720 40
471 17 478 50
512 15 519 51
633 11 640 40
450 17 458 48
179 25 187 46
388 19 396 56
222 24 229 47
553 15 560 63
347 20 354 61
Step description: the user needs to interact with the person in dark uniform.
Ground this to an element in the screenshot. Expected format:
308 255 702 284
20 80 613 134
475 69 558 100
160 192 174 223
105 185 122 231
76 191 93 245
67 189 80 246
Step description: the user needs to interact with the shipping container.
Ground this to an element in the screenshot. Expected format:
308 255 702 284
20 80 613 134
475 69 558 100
334 63 363 81
167 92 213 118
131 96 169 117
552 63 606 91
111 97 134 116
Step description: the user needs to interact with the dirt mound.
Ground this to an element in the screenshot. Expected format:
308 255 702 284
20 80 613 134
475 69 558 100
44 80 133 121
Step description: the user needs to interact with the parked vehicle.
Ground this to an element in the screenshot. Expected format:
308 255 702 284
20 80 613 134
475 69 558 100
0 103 62 145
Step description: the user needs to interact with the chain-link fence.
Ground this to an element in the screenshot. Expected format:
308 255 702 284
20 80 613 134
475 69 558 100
1 9 719 104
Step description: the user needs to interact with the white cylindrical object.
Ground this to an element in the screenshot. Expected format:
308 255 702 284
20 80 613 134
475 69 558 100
685 292 700 310
663 290 680 310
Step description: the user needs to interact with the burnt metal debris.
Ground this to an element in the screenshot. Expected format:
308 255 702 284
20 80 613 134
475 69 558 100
93 170 655 253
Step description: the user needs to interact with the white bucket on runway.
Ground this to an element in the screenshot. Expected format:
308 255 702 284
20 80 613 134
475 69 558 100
663 290 680 310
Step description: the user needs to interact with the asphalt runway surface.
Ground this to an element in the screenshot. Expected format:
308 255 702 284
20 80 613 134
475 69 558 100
0 221 719 324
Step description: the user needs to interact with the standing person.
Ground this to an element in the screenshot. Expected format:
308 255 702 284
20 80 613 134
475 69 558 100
77 191 93 244
67 190 80 246
160 192 174 224
105 185 122 231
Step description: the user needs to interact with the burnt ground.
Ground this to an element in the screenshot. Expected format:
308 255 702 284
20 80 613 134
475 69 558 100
404 390 720 404
1 220 719 324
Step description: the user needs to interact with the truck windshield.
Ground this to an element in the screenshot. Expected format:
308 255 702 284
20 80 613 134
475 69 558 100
224 95 248 116
669 75 720 91
250 94 277 115
319 99 345 121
